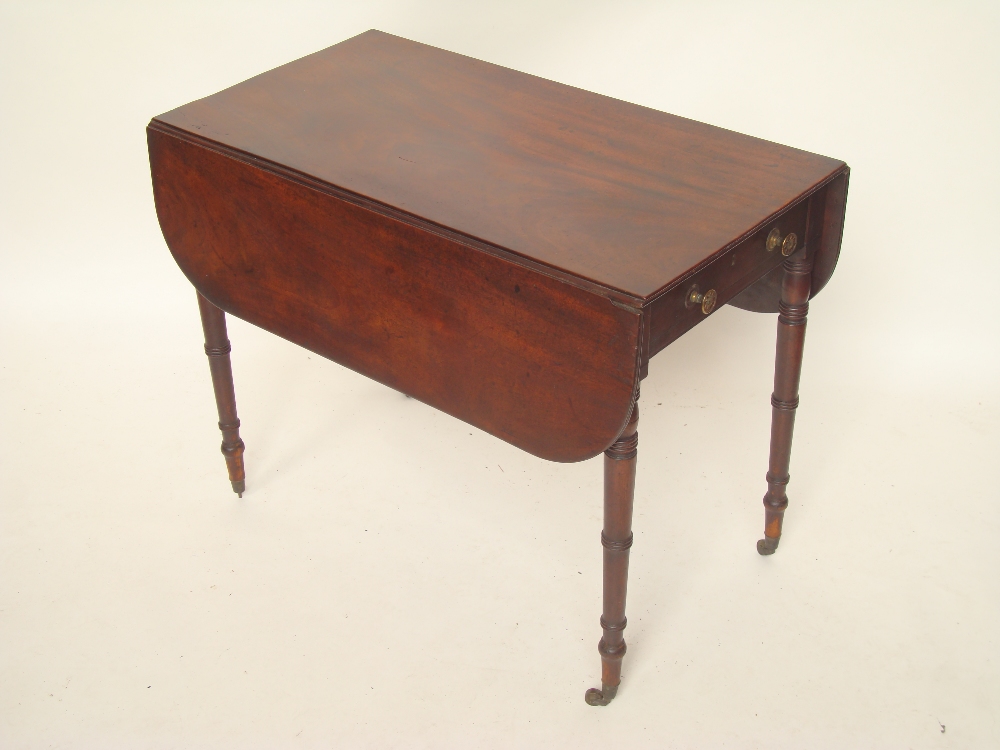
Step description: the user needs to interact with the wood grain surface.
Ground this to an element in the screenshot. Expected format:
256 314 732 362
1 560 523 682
150 128 642 462
153 30 846 301
729 172 849 313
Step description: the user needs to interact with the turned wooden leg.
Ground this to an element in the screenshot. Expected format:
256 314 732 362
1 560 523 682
586 397 638 706
757 255 813 555
196 292 246 497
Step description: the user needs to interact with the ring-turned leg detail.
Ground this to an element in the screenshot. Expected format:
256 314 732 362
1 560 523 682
197 292 246 496
758 255 813 554
586 397 638 706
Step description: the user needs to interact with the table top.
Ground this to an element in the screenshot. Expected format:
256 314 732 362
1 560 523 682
149 31 849 462
153 30 844 301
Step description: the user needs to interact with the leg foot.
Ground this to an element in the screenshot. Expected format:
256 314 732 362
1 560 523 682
585 683 618 706
231 479 245 498
757 537 779 556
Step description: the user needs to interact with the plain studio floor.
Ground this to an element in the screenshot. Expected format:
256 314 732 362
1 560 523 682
2 2 998 748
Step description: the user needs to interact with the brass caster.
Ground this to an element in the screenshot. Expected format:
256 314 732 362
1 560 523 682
232 479 246 498
757 537 779 556
585 683 618 706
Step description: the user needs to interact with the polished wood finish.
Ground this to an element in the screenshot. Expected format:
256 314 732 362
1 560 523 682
757 254 814 555
586 395 639 706
648 196 810 357
150 129 642 462
148 30 849 705
730 172 849 313
147 28 850 459
196 292 245 496
151 30 845 304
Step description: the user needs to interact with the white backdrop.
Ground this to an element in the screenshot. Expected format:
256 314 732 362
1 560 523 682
2 1 998 747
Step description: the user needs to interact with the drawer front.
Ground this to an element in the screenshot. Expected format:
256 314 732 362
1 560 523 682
648 198 809 356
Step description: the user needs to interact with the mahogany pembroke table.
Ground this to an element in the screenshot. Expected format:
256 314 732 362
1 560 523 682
148 30 849 706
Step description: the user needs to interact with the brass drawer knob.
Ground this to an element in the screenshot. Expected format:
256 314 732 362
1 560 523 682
766 227 798 256
687 287 717 315
781 232 798 256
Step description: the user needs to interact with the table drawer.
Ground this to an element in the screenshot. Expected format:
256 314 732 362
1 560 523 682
648 198 809 356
